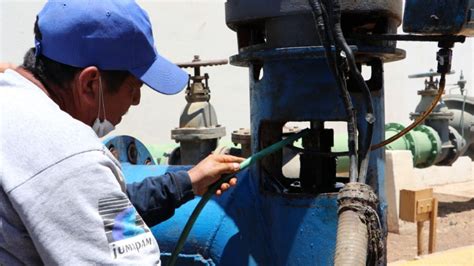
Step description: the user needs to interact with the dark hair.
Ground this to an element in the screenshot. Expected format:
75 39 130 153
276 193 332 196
21 16 130 94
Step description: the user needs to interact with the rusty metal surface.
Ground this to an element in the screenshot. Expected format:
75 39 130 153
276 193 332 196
231 128 252 157
231 128 251 145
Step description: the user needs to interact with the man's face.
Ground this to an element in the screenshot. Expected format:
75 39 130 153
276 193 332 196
101 75 142 126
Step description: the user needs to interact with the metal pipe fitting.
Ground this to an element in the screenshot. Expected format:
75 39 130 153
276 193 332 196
385 123 442 168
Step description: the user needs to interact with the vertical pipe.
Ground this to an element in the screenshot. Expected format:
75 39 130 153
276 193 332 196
334 210 368 266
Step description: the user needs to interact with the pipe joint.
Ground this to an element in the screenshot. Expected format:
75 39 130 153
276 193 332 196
337 182 378 211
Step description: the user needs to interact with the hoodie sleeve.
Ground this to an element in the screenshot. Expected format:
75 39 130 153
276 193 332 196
126 171 195 226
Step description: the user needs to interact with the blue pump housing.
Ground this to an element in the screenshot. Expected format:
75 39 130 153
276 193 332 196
403 0 474 36
102 0 414 263
106 136 340 265
124 166 340 265
106 47 389 265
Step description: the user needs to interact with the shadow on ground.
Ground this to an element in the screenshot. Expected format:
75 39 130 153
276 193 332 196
435 193 474 217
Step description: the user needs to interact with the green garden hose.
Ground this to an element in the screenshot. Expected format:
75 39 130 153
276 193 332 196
167 128 310 266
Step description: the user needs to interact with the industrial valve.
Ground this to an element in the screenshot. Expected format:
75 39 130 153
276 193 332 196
169 56 227 165
409 70 466 165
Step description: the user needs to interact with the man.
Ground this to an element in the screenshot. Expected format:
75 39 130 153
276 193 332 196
0 0 243 264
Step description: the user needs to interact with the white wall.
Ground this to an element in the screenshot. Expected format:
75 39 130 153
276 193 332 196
1 0 472 146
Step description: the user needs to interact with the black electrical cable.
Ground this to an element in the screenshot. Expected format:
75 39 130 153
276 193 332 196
314 0 361 181
319 0 360 182
307 0 359 182
322 0 375 183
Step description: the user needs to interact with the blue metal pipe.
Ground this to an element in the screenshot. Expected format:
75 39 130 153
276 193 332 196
121 164 339 265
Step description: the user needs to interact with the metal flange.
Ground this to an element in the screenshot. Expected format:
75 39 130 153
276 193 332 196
412 125 442 168
171 126 226 141
231 128 251 146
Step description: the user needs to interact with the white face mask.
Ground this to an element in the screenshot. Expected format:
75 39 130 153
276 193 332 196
92 76 115 137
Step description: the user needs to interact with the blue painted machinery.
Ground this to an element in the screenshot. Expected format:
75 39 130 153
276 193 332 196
403 0 474 36
104 0 473 265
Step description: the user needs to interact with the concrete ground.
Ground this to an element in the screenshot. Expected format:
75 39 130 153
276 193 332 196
387 180 474 264
389 245 474 266
432 180 474 199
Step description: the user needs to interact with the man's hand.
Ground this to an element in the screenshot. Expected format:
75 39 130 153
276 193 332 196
188 154 245 196
0 63 15 73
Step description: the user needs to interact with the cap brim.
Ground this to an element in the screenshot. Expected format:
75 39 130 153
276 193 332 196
130 54 188 95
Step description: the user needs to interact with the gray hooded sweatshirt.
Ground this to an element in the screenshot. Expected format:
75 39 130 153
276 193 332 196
0 70 162 265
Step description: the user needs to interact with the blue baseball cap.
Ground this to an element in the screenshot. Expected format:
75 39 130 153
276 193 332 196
35 0 188 95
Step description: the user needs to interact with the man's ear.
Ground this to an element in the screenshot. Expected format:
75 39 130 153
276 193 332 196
73 66 101 122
